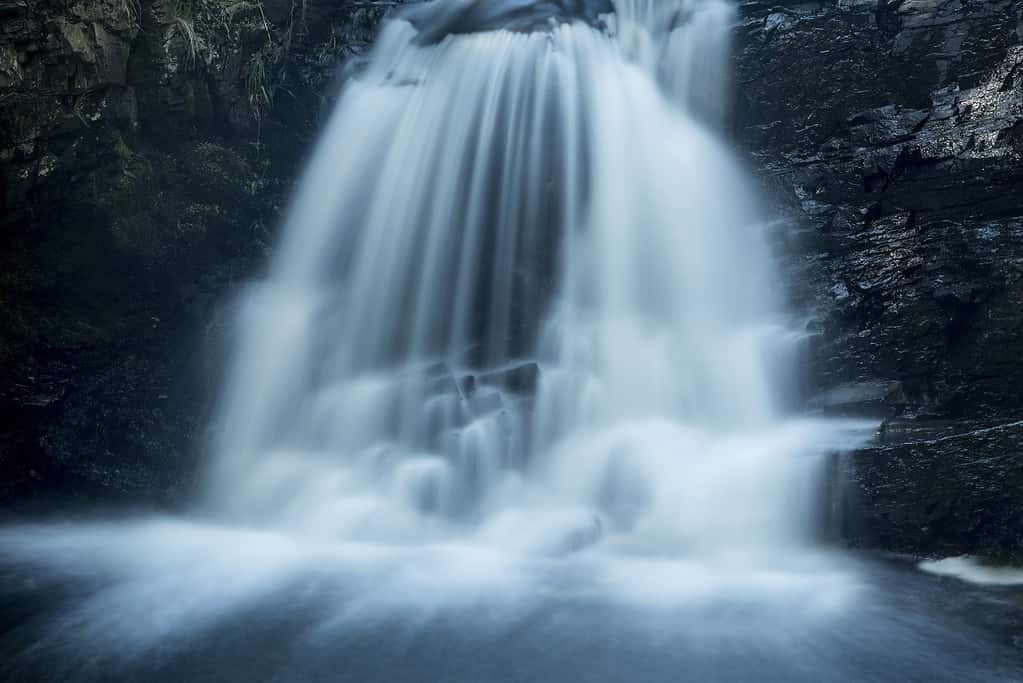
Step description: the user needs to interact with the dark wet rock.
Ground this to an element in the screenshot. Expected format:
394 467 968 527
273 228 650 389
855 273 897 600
0 0 395 504
735 0 1023 560
737 0 1023 421
808 380 906 417
427 362 540 400
838 419 1023 562
478 362 540 395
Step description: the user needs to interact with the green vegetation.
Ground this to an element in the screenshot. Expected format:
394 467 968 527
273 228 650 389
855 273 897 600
170 0 201 64
247 49 270 118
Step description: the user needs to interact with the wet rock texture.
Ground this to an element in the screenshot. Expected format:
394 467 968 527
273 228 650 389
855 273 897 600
736 0 1023 558
839 419 1023 561
0 0 387 503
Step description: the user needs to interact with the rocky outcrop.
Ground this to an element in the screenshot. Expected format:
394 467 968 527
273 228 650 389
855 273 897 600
0 0 389 504
840 418 1023 561
735 0 1023 559
737 0 1023 419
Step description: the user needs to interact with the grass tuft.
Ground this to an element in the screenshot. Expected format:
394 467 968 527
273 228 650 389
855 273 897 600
121 0 142 28
170 0 202 65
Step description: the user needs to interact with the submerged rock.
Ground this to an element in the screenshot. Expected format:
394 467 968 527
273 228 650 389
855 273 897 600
556 513 604 554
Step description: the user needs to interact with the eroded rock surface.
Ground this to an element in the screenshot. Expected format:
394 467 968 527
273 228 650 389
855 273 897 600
735 0 1023 559
0 0 389 504
737 0 1023 420
839 418 1023 561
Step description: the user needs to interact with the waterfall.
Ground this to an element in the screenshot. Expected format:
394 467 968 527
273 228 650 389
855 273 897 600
11 3 1021 680
202 0 862 556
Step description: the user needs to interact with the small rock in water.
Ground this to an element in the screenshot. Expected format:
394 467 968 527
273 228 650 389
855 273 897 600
479 362 539 395
555 514 604 555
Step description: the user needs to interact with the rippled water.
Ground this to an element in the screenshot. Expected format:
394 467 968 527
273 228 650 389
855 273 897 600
1 517 1021 681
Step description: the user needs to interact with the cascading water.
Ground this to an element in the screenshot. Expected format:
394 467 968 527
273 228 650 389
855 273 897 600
5 2 1021 681
204 0 851 556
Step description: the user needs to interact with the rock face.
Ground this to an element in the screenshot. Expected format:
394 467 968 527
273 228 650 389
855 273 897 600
737 0 1023 420
0 0 388 504
735 0 1023 558
838 418 1023 561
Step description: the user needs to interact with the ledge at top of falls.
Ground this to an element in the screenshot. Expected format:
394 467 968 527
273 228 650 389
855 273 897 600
399 0 615 44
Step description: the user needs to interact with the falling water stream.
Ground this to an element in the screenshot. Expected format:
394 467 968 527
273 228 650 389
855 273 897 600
205 0 841 554
2 1 1022 680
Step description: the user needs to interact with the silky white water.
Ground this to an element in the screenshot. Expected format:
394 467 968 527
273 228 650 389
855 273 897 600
201 0 868 556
